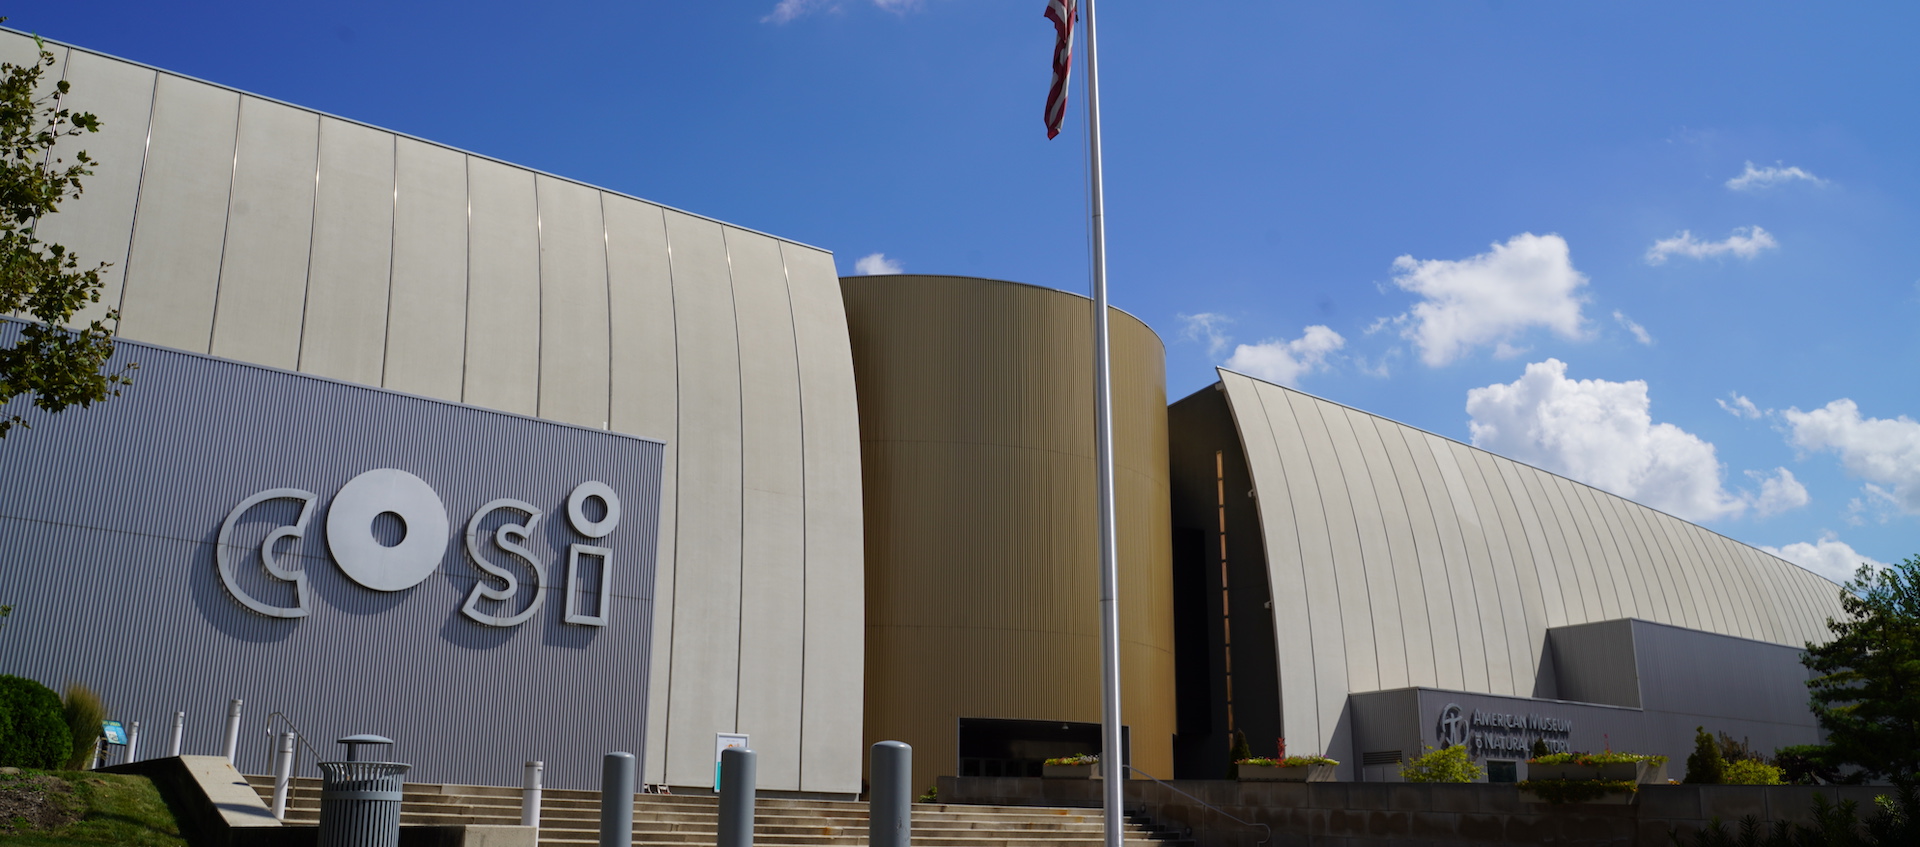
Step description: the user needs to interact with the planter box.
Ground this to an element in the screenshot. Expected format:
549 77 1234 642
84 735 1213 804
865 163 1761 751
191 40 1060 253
1237 764 1337 782
1528 761 1666 783
1042 763 1100 779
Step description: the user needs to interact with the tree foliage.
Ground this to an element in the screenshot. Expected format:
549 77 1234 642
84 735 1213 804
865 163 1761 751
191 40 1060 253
1400 744 1484 783
1687 725 1727 784
1802 555 1920 781
0 31 132 437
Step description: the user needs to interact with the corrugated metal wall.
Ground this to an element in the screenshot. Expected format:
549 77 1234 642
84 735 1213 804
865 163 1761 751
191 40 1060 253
844 275 1177 794
5 27 867 793
0 330 662 790
1209 369 1847 778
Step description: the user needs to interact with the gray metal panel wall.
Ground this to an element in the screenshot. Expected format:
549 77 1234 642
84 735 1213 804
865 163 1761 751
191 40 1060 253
10 27 869 793
1208 369 1848 769
1547 619 1642 708
1630 619 1815 728
0 327 662 790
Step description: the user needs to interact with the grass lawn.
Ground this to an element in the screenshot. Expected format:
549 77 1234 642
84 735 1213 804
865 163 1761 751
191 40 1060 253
0 769 185 846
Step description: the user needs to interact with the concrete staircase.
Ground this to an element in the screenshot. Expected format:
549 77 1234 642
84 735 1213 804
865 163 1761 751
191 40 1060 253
245 776 1190 846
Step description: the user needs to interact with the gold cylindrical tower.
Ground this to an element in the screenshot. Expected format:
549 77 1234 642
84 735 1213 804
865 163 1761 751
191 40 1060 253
843 274 1175 793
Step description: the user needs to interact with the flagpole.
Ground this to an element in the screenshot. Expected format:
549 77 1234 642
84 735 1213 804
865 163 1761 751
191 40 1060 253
1079 1 1125 846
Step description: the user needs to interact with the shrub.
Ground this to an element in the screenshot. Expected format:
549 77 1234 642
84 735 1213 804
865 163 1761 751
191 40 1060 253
1528 751 1667 767
1226 729 1251 780
1235 755 1338 767
0 674 72 769
1516 778 1636 804
1042 754 1097 766
61 683 107 770
1401 744 1483 783
1724 758 1784 786
1685 726 1726 784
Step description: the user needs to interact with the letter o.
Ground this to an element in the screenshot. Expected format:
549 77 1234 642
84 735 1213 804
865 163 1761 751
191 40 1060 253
326 468 450 592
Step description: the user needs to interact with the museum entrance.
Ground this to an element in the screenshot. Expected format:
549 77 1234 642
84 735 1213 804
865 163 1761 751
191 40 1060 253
956 718 1131 778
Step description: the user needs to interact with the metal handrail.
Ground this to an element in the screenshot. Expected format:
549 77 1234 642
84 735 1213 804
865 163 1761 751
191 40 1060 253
1125 765 1271 847
263 711 326 776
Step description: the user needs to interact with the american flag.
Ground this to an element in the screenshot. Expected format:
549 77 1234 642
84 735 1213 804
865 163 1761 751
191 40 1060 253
1043 0 1078 139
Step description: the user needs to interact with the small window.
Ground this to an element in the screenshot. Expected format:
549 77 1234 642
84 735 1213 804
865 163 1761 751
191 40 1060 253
1486 760 1517 783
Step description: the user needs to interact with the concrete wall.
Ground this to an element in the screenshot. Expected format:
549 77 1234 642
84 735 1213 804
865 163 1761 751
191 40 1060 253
941 776 1898 847
1185 371 1846 777
843 275 1177 793
5 28 865 793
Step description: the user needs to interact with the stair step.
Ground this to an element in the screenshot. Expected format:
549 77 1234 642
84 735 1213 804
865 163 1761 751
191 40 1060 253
246 775 1192 847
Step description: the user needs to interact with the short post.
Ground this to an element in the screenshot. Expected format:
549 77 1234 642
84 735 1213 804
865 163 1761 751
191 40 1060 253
169 712 185 757
599 752 634 847
222 699 244 765
125 721 141 764
869 741 911 847
717 747 756 847
521 760 543 832
271 732 296 819
90 737 105 770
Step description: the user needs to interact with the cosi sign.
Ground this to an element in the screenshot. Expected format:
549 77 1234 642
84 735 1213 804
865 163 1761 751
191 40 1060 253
217 468 622 628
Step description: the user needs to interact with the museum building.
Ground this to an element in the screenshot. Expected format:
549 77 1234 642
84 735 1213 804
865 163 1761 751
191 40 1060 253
0 30 1846 794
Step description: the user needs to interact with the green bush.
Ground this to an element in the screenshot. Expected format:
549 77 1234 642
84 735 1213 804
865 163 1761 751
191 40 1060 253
1226 729 1251 780
1724 758 1784 786
61 683 108 770
1516 778 1636 804
0 674 72 769
1401 744 1483 783
1686 726 1726 784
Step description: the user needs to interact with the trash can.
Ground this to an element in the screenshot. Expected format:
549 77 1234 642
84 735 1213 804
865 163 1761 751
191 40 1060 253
318 735 409 847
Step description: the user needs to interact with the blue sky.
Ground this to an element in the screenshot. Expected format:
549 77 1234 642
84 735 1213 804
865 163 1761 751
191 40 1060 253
18 2 1918 581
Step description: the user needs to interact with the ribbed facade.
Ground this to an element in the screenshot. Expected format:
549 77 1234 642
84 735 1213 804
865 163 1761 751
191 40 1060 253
0 332 662 790
5 28 865 793
844 275 1177 793
1178 369 1847 775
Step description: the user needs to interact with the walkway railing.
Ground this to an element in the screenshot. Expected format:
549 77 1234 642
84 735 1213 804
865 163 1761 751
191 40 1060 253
1124 766 1270 847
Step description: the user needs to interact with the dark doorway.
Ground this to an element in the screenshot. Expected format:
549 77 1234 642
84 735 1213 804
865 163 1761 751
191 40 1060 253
956 718 1130 778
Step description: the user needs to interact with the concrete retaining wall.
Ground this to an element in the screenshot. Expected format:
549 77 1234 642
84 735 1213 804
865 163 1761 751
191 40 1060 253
939 776 1892 846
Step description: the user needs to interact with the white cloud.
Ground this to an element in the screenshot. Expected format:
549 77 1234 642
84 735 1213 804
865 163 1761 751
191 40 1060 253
1384 233 1590 367
1645 226 1778 265
1761 533 1886 584
1464 359 1790 523
1178 313 1232 357
1717 392 1762 420
1726 161 1828 192
1612 310 1653 345
853 252 904 275
1783 399 1920 515
1746 467 1810 517
763 0 917 23
1223 325 1344 387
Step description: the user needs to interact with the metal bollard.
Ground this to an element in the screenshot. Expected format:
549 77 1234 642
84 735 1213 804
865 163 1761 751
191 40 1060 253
521 761 543 832
222 699 243 765
600 752 635 847
271 732 296 819
169 712 184 757
318 735 407 847
869 741 911 847
718 747 756 847
126 721 141 764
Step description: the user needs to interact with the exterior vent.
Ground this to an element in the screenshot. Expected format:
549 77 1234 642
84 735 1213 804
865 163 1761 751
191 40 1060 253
1361 750 1403 766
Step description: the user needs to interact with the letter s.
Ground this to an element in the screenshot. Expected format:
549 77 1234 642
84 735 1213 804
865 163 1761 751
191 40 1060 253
460 499 546 627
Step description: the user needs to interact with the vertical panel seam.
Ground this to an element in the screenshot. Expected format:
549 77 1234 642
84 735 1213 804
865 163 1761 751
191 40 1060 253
777 244 810 788
1365 416 1441 685
1334 407 1411 689
204 91 245 354
533 176 546 416
458 156 472 403
378 135 397 387
294 118 322 371
599 192 613 428
722 227 745 730
658 208 683 782
113 69 160 327
1310 399 1382 691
